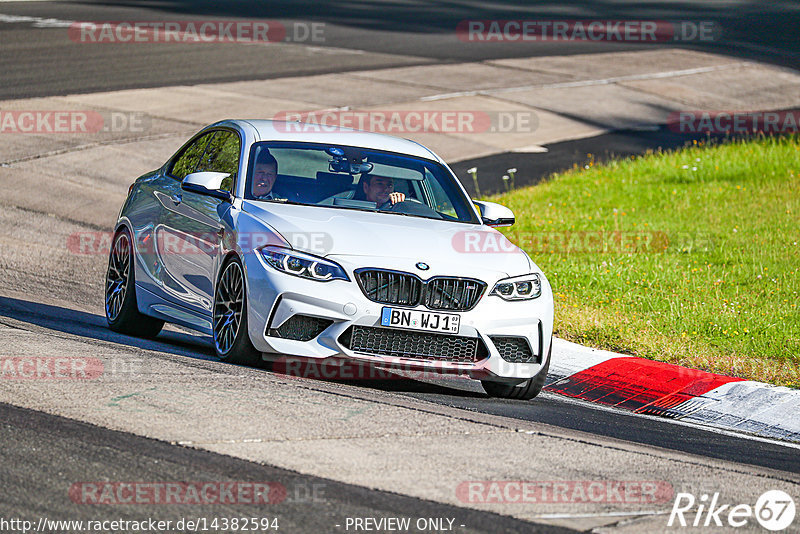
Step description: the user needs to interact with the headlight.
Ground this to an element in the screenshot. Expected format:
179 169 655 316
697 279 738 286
490 273 541 300
260 246 349 282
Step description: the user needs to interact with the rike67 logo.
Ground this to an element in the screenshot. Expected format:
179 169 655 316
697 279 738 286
669 490 796 531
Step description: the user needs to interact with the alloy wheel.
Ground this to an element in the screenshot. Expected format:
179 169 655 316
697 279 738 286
105 232 130 322
214 261 244 355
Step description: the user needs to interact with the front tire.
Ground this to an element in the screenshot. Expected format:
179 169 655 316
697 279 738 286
105 228 164 338
213 257 261 366
482 340 551 400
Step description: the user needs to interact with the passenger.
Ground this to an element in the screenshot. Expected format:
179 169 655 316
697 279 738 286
251 152 281 200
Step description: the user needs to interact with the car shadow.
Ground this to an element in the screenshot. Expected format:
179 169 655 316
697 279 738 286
297 374 487 398
0 295 483 397
0 294 217 361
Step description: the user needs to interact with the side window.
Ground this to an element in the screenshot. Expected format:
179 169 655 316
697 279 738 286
195 130 240 192
168 132 215 181
426 168 458 218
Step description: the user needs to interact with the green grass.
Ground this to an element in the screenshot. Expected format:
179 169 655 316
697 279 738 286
492 135 800 387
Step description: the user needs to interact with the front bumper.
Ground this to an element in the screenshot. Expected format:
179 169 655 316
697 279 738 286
242 252 554 381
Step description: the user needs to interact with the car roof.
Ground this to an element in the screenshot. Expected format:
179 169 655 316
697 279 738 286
225 119 441 161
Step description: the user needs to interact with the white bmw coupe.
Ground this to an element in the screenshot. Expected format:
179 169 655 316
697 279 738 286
106 120 554 399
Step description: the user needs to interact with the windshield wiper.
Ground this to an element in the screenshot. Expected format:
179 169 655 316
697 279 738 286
258 198 307 206
256 199 445 221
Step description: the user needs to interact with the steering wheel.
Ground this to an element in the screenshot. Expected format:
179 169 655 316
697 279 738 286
383 199 442 218
379 196 421 208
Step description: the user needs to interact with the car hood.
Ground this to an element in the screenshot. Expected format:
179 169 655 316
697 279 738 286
241 200 532 279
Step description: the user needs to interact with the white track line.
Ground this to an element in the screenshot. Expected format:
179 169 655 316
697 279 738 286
540 392 800 450
421 63 753 101
531 510 668 519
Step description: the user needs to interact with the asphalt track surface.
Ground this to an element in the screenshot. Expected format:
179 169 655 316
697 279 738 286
2 0 796 192
1 401 567 533
0 0 799 99
1 295 798 477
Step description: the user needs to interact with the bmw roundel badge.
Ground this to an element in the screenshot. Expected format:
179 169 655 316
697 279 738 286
416 262 430 271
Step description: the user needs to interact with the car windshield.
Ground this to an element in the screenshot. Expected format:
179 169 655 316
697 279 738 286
244 141 480 223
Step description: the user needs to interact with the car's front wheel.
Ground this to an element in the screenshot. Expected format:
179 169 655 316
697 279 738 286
105 228 164 338
213 257 261 365
481 341 551 400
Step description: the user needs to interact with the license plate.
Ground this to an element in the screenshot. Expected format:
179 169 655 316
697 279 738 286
380 307 460 334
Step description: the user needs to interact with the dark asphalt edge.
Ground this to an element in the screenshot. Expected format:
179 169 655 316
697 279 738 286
0 401 575 534
392 388 800 476
448 126 799 196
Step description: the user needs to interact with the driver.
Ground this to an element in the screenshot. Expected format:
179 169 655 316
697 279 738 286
358 174 405 208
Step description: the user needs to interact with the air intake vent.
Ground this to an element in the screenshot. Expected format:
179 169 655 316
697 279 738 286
489 336 538 363
339 326 488 363
269 315 333 341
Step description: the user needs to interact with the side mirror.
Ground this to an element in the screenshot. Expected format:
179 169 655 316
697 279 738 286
473 200 515 227
181 172 232 202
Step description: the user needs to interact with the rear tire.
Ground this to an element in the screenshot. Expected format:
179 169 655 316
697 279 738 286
105 228 164 338
482 339 551 400
213 257 261 366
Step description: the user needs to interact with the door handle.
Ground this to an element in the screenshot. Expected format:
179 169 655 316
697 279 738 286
170 193 182 204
